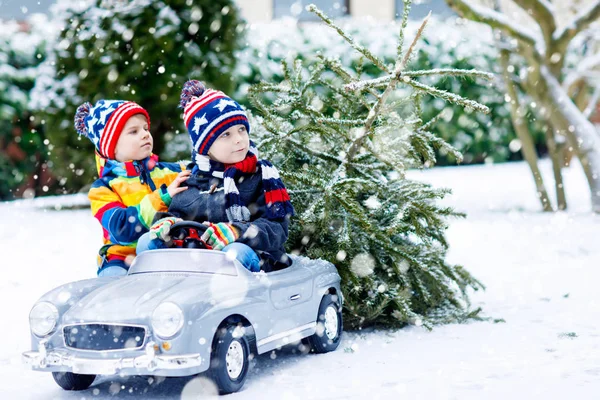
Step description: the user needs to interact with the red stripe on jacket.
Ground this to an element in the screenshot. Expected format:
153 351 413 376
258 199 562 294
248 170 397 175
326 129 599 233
95 201 126 223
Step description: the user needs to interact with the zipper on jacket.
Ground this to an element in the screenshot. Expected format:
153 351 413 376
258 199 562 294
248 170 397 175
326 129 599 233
135 160 156 191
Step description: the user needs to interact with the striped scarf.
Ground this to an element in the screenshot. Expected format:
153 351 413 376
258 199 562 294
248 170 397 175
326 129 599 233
192 143 294 222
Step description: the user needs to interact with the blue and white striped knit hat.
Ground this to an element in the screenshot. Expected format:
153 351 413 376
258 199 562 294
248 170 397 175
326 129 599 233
74 100 150 159
179 80 250 155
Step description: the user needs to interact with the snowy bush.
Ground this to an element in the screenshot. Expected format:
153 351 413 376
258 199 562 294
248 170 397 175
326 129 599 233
29 0 244 192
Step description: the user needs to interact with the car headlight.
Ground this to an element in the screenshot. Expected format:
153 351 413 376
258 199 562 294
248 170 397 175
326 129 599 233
29 302 59 337
151 302 184 338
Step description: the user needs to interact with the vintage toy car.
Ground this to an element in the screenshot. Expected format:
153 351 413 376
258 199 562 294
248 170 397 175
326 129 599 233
22 222 343 395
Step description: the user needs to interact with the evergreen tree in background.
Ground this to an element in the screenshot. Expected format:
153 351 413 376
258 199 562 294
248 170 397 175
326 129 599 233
249 3 489 328
0 17 50 200
33 0 244 192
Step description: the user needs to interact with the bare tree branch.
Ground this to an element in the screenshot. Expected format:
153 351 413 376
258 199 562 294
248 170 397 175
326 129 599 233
563 52 600 90
555 1 600 50
512 0 556 47
445 0 540 46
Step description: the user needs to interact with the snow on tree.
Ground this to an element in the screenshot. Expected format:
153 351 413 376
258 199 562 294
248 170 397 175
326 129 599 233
0 14 57 199
233 15 553 169
446 0 600 213
248 2 488 328
30 0 244 191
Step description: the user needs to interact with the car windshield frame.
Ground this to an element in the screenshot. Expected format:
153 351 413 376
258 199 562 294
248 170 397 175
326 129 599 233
128 249 238 276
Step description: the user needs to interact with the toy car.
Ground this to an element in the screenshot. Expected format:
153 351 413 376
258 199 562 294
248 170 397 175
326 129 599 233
22 222 343 394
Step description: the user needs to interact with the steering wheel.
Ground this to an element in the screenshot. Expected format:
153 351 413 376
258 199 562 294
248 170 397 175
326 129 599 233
169 221 212 249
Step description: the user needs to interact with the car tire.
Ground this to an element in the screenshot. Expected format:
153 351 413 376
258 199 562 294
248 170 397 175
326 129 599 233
308 293 343 353
209 323 251 394
52 371 96 391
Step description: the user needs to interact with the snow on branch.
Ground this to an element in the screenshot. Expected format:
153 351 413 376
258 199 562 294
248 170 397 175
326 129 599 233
555 1 600 49
446 0 540 46
583 85 600 119
405 78 491 113
512 0 556 46
396 0 413 64
398 11 431 71
316 117 367 126
344 69 494 92
346 12 432 162
563 52 600 90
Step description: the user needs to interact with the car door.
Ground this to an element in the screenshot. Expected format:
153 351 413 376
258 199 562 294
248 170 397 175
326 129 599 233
267 263 315 333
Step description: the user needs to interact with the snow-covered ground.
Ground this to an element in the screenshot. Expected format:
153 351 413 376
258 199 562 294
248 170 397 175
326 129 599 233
1 160 599 399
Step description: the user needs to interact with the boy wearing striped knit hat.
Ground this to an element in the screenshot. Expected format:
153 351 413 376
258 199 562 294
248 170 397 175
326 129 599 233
75 100 190 277
137 81 295 272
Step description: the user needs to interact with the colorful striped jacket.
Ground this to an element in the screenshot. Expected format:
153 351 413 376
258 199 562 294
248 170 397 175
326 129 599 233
88 153 184 272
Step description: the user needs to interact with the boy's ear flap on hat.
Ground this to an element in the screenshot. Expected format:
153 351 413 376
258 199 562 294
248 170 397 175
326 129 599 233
74 102 93 138
179 80 206 109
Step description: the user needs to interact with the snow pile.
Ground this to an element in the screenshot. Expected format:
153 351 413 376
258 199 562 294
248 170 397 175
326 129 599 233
1 159 599 399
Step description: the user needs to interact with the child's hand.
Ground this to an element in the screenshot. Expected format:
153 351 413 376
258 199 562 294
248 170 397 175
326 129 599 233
201 222 240 250
167 170 191 198
150 217 182 241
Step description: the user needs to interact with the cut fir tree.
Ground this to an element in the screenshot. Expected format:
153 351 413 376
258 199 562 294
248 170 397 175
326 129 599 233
248 2 491 329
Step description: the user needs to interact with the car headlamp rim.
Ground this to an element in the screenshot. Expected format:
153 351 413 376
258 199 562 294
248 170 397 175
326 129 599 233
151 301 184 339
29 301 59 337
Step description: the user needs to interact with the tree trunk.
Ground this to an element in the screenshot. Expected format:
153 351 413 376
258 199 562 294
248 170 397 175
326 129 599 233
500 50 553 211
534 66 600 212
543 124 567 210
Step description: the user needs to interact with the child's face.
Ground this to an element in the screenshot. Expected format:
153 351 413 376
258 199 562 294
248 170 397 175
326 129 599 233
208 124 249 164
114 114 153 162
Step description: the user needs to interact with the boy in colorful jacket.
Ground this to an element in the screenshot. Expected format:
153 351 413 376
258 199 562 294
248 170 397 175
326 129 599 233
74 100 190 276
137 81 295 272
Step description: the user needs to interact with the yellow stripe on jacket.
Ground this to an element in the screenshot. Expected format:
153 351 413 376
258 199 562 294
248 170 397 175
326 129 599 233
88 153 185 268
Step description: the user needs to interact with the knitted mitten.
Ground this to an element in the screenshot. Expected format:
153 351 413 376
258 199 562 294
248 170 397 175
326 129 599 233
201 222 240 250
149 217 180 241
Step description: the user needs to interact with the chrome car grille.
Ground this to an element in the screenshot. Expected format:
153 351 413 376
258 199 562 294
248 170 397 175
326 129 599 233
63 324 146 351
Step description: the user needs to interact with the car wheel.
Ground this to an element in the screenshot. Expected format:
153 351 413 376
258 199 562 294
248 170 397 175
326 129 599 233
52 371 96 391
209 323 251 394
308 293 343 353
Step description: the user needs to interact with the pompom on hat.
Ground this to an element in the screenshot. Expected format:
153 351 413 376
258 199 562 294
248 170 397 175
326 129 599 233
179 80 250 155
74 100 150 159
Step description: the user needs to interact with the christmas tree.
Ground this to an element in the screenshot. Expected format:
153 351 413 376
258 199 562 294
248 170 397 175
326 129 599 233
249 2 490 329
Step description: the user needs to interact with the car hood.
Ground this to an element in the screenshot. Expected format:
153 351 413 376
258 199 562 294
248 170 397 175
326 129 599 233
62 272 251 323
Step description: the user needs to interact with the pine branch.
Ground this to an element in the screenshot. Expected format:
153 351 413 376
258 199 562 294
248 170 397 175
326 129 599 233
285 137 346 165
420 111 445 131
347 12 433 163
308 4 391 74
319 55 381 103
343 69 494 92
316 117 368 126
316 77 371 109
417 129 464 163
405 68 495 80
398 11 430 71
392 298 433 329
397 0 413 62
404 77 491 113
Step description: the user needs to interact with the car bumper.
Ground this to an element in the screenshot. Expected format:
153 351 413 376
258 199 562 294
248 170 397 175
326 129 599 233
22 340 205 377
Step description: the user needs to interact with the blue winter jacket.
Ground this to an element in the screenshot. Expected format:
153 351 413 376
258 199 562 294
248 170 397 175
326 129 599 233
155 164 292 272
